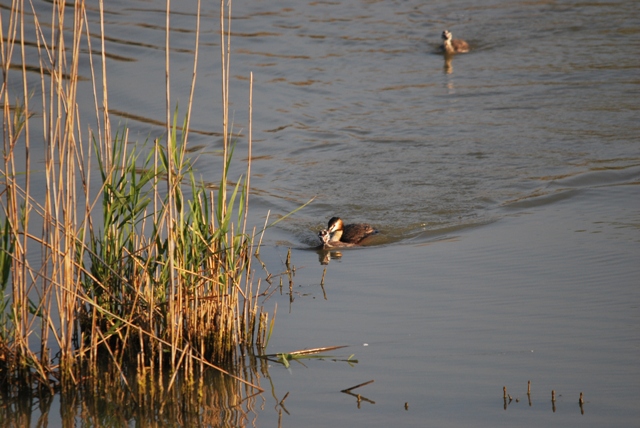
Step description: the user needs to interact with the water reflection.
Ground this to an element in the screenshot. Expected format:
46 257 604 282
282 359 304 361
0 363 592 425
1 348 361 427
0 365 265 427
317 248 343 265
444 54 454 74
341 379 376 409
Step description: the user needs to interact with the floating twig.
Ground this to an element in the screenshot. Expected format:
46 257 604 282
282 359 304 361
341 379 374 393
286 345 348 356
260 345 351 368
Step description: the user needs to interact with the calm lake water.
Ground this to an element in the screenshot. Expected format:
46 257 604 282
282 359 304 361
10 0 640 426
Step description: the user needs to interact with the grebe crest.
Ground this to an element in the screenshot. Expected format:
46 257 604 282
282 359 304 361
326 217 376 244
441 30 469 54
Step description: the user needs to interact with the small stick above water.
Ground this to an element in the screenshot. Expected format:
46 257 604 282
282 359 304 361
342 379 374 393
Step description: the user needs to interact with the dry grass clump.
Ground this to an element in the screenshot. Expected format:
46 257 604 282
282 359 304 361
0 0 270 399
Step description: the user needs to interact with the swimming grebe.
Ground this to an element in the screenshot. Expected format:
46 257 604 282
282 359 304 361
326 217 376 244
440 30 469 54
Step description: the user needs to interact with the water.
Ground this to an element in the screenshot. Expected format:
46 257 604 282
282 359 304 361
223 0 639 245
8 0 640 426
259 182 639 427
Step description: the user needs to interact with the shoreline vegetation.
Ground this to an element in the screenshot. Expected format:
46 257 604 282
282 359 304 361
1 0 278 418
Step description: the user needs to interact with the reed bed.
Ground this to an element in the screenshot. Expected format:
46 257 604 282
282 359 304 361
0 0 271 400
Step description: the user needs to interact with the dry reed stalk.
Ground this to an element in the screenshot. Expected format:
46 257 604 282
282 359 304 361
1 1 25 382
242 72 253 238
164 0 178 369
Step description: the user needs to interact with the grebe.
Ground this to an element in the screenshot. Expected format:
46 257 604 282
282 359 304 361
326 217 376 245
440 30 469 54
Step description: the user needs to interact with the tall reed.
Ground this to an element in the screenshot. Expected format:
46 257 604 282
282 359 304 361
0 0 270 396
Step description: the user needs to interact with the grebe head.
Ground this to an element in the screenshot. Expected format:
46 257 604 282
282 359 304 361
327 217 344 233
442 30 452 42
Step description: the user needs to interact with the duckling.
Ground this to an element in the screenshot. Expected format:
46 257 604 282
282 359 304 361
440 30 469 54
318 229 331 245
326 217 376 244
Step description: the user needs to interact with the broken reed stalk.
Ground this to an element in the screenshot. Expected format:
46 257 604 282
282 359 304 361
341 379 374 393
0 0 270 395
242 72 253 238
